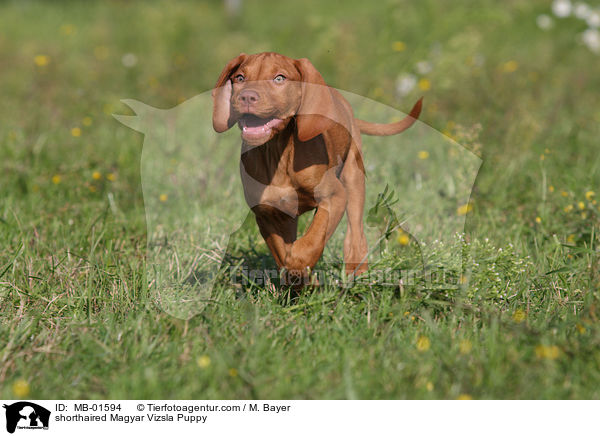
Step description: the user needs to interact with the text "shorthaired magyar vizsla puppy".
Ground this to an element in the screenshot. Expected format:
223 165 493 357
212 52 421 286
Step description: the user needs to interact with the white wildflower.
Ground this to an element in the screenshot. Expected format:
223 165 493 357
415 60 432 75
552 0 572 17
582 28 600 52
395 73 417 97
121 53 138 68
586 10 600 28
574 2 591 19
537 14 554 29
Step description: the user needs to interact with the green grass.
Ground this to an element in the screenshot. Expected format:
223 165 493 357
1 0 600 399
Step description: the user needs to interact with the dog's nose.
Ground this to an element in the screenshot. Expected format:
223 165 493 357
238 89 260 105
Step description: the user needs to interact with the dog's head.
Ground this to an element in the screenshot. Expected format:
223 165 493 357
212 52 340 146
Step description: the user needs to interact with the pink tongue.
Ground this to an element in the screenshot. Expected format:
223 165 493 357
241 118 283 138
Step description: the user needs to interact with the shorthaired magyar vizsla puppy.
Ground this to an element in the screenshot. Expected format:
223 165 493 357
212 52 421 285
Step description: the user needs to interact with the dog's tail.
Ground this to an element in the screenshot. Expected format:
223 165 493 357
356 97 422 136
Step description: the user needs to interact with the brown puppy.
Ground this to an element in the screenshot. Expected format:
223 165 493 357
212 52 421 285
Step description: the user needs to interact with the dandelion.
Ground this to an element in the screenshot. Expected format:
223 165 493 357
566 234 575 244
535 344 560 360
456 394 472 400
457 203 473 216
159 194 168 202
512 309 526 323
34 55 50 67
12 379 30 398
418 78 431 91
416 335 431 352
51 175 61 185
228 368 238 377
71 127 81 137
418 150 430 160
392 41 406 52
397 230 410 246
82 116 93 126
552 0 572 18
92 171 102 180
564 204 574 212
560 190 569 197
106 173 116 181
426 381 434 392
536 14 554 30
585 190 595 200
196 355 211 369
535 216 542 224
396 73 417 97
578 201 586 210
121 53 138 68
459 339 472 354
501 60 519 73
549 185 555 193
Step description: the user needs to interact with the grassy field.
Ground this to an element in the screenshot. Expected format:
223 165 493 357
1 0 600 399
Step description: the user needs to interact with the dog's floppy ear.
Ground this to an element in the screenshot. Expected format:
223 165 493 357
212 53 247 133
294 58 341 142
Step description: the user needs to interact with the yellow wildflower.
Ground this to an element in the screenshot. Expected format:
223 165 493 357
228 368 238 377
535 216 542 224
106 173 116 181
12 379 30 398
585 191 595 201
418 150 430 160
51 175 61 185
418 78 431 91
397 231 410 246
159 194 168 202
392 41 406 52
512 309 526 323
457 203 473 216
82 116 93 126
416 335 431 352
560 191 568 197
92 171 101 180
34 55 50 67
426 381 434 392
578 201 585 210
502 60 518 73
548 185 554 193
566 234 575 244
459 339 472 354
564 204 573 213
535 344 560 360
71 127 81 137
196 355 211 369
456 394 473 400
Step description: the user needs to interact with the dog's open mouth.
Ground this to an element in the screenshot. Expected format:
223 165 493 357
238 115 284 144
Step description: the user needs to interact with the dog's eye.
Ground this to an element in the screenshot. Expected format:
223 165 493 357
234 74 245 83
273 74 286 83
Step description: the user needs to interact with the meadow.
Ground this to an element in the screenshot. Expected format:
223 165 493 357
1 0 599 399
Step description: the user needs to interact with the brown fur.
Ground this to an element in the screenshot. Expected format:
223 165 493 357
212 52 421 285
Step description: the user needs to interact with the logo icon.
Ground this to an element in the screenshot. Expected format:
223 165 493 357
3 402 50 434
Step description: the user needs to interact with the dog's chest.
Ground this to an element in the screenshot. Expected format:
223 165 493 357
240 158 319 218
